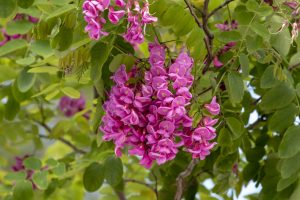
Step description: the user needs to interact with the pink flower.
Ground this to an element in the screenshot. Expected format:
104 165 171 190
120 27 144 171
204 96 220 115
115 0 125 7
108 6 125 24
28 16 39 23
59 95 87 117
213 56 223 68
111 64 128 85
141 2 157 24
284 1 298 9
215 20 238 31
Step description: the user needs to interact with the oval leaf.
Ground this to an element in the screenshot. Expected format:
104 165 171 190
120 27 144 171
226 72 244 105
17 68 36 93
279 126 300 159
104 156 123 186
61 87 80 99
83 162 105 192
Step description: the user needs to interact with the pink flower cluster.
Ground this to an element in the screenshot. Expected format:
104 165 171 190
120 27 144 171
213 20 238 68
59 95 90 119
0 14 38 47
82 0 157 45
100 42 220 168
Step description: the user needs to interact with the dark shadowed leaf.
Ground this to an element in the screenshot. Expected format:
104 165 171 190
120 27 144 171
104 156 123 186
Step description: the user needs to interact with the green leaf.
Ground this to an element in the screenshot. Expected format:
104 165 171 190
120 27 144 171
270 28 291 57
0 65 17 82
216 31 242 43
28 66 59 74
279 152 300 179
0 0 17 18
239 53 249 77
225 117 244 140
104 156 123 186
245 35 263 52
297 83 300 98
23 157 42 170
45 90 60 101
4 95 20 121
17 0 34 8
290 180 300 200
32 171 48 190
46 4 77 20
6 20 34 35
61 87 80 99
83 162 105 192
90 38 115 81
12 80 32 102
109 54 135 72
5 172 26 181
246 0 272 16
268 104 298 133
50 27 73 51
290 52 300 67
277 175 298 191
260 83 295 112
279 126 300 158
260 66 280 89
226 72 244 104
16 57 35 66
12 180 33 200
17 68 36 93
30 40 54 58
245 147 265 162
217 127 232 147
45 158 58 168
52 163 66 176
0 103 4 122
0 39 27 57
251 22 269 39
243 162 260 182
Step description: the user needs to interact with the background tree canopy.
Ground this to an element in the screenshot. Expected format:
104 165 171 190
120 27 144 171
0 0 300 200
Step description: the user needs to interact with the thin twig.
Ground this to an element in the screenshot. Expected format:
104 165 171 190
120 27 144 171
192 87 213 103
151 171 159 200
208 0 235 18
115 191 126 200
124 178 157 195
36 120 87 154
289 62 300 70
175 159 199 200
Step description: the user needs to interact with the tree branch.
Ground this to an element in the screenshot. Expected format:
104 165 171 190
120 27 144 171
184 0 203 29
184 0 214 74
175 159 199 200
208 0 235 18
202 0 214 74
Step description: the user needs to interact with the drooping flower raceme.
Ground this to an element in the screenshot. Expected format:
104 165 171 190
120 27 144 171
82 0 157 45
100 42 220 168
